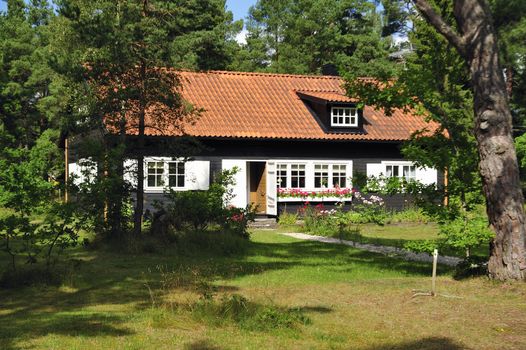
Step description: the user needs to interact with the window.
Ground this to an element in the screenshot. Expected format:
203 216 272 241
331 107 358 127
386 164 416 181
147 161 164 187
146 160 185 188
277 163 288 188
168 162 185 188
314 164 329 188
276 162 350 190
332 164 347 187
291 164 306 188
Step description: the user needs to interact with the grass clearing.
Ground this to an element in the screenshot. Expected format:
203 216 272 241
1 230 525 349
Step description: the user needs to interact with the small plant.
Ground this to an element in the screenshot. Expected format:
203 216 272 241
190 293 311 331
278 211 298 226
352 192 388 225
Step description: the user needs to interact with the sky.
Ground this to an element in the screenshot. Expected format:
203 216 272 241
0 1 257 19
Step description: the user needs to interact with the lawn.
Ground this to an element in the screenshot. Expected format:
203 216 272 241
1 230 525 349
279 220 489 258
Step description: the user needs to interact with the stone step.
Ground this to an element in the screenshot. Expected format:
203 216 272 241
249 217 277 229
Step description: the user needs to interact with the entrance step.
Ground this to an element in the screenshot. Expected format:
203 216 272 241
249 217 277 229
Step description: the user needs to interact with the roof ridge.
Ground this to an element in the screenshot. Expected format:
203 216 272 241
296 89 344 93
185 70 343 80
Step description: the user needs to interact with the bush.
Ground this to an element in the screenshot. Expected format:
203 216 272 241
302 204 338 236
389 207 431 224
157 169 256 239
278 211 298 226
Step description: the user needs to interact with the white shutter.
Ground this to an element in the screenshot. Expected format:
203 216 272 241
366 163 385 178
123 159 138 188
185 161 210 190
222 159 247 208
69 158 97 186
416 167 437 185
266 161 277 216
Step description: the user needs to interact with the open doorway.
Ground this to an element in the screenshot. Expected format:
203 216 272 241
248 162 267 214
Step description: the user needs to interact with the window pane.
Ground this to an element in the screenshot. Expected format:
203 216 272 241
386 165 393 177
332 164 347 188
291 164 305 188
314 164 329 188
148 176 156 187
168 161 185 188
147 161 164 187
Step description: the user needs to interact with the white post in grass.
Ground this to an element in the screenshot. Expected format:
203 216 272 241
431 249 438 296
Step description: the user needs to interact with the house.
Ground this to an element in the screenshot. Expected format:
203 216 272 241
67 70 441 216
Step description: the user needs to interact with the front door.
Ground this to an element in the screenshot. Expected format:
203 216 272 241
249 162 267 214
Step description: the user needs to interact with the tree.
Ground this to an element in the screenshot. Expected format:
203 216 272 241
235 0 398 76
411 0 526 280
167 0 243 71
53 0 198 237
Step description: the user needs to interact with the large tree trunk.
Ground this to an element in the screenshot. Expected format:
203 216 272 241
414 0 526 280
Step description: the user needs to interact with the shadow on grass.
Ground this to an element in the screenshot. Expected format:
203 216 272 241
358 337 466 350
184 339 222 350
0 311 132 350
0 232 452 349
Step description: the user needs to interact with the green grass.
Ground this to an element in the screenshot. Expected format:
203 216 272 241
1 230 525 349
288 220 489 258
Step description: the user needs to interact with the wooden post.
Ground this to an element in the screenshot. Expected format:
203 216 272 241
431 249 438 296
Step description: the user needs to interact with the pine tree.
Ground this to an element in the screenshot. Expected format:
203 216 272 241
235 0 397 76
53 0 199 237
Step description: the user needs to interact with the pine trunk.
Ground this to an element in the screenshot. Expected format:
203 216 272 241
455 0 526 280
134 62 147 236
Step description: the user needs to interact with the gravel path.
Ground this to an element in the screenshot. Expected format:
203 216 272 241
279 232 462 267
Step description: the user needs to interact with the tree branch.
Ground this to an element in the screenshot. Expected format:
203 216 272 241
412 0 467 58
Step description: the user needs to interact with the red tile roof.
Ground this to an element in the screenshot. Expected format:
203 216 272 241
145 70 437 141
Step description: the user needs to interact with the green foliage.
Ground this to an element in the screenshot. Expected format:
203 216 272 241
389 207 430 224
438 215 494 256
278 211 298 226
235 0 398 76
158 168 255 239
0 202 79 273
403 239 438 255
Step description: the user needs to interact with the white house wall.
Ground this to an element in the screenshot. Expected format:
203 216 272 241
366 160 438 185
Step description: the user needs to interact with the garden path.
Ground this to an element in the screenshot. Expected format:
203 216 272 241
279 232 462 266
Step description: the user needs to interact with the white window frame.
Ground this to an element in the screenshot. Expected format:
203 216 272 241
145 157 186 191
275 160 353 201
331 106 358 127
276 163 307 189
383 161 416 182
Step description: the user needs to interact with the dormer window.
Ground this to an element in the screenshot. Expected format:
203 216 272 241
331 107 358 127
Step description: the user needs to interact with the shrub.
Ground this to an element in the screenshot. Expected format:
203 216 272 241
302 204 338 236
278 211 298 226
352 193 388 225
157 168 255 239
389 207 431 224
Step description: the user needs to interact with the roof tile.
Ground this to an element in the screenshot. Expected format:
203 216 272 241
144 70 438 141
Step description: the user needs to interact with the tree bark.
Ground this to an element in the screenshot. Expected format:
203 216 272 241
413 0 526 280
133 61 147 236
